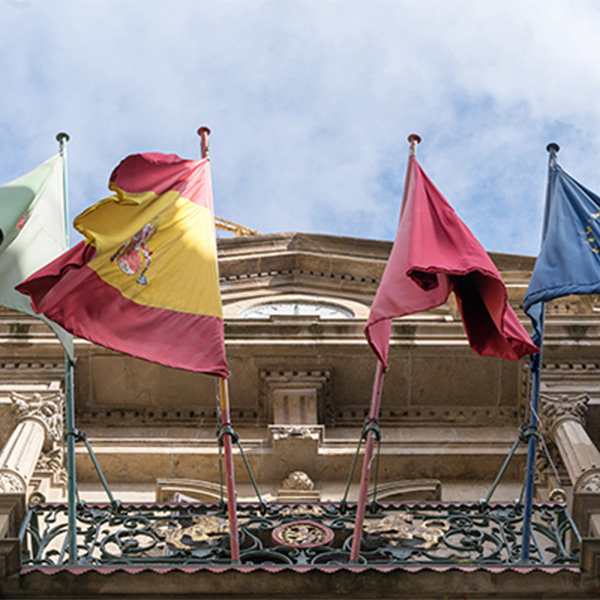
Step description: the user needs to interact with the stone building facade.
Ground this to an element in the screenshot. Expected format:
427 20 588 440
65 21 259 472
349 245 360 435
0 232 599 597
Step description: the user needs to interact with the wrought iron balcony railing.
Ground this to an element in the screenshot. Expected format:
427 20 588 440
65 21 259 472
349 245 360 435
19 500 580 569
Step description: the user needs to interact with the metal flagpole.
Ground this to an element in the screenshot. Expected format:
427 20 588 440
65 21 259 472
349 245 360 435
197 126 240 562
520 142 559 561
349 360 385 562
56 132 78 563
217 378 240 561
350 133 421 563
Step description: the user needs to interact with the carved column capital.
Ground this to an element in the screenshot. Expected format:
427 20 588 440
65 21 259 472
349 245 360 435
540 393 589 439
10 391 64 444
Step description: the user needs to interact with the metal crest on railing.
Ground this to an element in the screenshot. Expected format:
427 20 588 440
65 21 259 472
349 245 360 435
20 501 580 568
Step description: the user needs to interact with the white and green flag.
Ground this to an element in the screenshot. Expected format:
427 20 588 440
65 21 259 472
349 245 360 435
0 154 73 357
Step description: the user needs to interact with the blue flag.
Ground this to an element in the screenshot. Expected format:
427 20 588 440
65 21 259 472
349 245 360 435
524 162 600 344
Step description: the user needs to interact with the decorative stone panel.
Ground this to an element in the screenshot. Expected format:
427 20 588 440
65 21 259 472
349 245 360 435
260 368 331 426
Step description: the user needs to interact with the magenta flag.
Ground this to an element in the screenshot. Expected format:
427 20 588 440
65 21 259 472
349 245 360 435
365 156 539 369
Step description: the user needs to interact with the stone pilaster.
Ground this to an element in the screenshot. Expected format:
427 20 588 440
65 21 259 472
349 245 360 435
541 392 600 572
0 392 63 495
540 393 600 492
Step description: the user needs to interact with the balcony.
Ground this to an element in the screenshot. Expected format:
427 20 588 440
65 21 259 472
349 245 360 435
20 500 579 569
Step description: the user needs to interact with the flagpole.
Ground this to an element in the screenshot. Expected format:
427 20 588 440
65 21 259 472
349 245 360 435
56 132 78 563
350 133 421 563
197 126 240 562
217 378 240 561
520 142 559 561
349 360 385 562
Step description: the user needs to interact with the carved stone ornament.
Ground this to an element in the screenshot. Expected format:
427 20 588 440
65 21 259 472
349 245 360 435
10 391 64 442
269 425 323 442
35 447 67 486
540 393 589 437
535 437 567 486
575 470 600 493
0 471 25 493
281 471 314 491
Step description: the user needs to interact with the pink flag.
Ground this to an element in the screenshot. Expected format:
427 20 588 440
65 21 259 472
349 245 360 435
365 156 539 369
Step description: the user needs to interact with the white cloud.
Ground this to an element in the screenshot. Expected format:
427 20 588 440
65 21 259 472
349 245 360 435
0 0 599 255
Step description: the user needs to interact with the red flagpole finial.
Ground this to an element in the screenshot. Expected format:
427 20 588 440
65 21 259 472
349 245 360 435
197 126 211 158
408 133 421 157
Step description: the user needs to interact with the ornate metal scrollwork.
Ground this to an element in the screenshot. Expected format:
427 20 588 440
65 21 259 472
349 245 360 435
20 500 580 568
152 515 231 550
272 520 334 548
363 514 449 549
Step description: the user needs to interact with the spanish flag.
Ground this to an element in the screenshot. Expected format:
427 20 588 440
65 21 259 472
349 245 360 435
17 153 228 377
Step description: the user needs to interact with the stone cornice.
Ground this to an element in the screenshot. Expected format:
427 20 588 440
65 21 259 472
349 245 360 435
216 233 536 309
217 232 536 272
77 404 522 428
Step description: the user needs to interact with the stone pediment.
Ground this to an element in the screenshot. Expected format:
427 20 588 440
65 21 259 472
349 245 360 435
216 232 538 312
218 232 389 307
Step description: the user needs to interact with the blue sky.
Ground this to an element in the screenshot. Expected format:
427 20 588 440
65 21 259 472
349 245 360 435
1 0 598 256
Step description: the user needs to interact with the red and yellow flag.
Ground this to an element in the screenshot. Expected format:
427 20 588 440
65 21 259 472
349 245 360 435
17 153 228 377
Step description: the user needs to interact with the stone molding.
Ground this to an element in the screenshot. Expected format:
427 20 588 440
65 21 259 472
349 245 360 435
220 267 379 289
78 407 221 427
0 360 63 370
73 397 508 430
367 479 442 502
156 479 223 502
542 362 600 372
335 406 520 427
540 393 589 438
